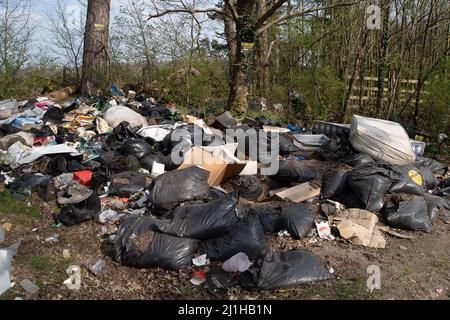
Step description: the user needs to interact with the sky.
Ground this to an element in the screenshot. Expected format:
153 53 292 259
28 0 127 58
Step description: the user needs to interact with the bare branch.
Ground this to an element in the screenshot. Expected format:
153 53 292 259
148 7 225 20
256 0 365 36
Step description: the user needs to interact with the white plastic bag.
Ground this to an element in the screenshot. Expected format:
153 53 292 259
222 252 253 273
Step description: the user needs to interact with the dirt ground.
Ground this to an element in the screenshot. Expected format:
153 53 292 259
0 160 449 301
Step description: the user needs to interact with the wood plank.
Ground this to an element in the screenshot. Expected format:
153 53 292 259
276 182 321 203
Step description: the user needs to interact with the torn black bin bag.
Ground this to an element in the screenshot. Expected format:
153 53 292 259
425 193 450 221
161 192 239 239
390 165 426 196
43 106 64 125
149 166 211 211
321 170 350 199
114 216 198 270
239 250 332 290
109 171 153 197
37 178 57 201
417 165 439 190
198 212 268 261
140 152 180 172
55 127 75 144
437 187 450 197
439 178 450 189
277 204 315 239
7 173 52 198
47 154 85 175
416 156 448 176
0 123 21 136
340 153 374 167
383 195 432 233
119 139 153 160
250 206 281 234
320 135 354 162
279 134 299 155
349 163 402 213
212 111 237 130
239 176 263 201
206 270 237 294
113 121 139 140
270 160 316 184
55 193 101 226
30 125 55 138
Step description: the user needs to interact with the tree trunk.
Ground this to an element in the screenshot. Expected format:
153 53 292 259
81 0 111 97
227 38 250 113
376 0 391 117
226 0 255 113
254 0 269 100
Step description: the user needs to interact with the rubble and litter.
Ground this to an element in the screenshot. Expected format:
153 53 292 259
0 91 448 296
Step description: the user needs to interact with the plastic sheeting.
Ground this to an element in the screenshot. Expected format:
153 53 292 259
349 115 415 165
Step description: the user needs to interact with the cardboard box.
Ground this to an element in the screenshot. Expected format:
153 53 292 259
178 143 247 186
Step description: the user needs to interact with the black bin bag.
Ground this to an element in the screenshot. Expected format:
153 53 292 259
250 206 281 235
239 250 332 290
109 171 153 197
270 160 316 184
198 212 268 261
277 204 315 239
161 192 239 239
114 216 198 270
119 139 153 160
149 166 211 211
349 163 401 213
321 170 350 199
383 195 432 233
390 165 425 196
55 193 101 226
425 193 450 221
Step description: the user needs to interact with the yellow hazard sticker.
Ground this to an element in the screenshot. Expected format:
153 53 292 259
408 170 423 186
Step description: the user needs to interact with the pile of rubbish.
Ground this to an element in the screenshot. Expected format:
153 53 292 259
0 89 449 296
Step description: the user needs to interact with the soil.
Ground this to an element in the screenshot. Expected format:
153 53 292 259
0 160 449 300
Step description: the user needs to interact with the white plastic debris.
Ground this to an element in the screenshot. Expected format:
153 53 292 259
222 252 253 273
137 125 172 142
190 273 206 286
97 209 123 224
277 230 291 237
316 221 335 240
0 171 15 185
87 259 106 276
0 241 20 296
44 234 60 244
192 254 210 267
151 162 165 177
20 279 40 294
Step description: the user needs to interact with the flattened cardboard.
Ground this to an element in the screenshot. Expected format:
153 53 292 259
276 182 321 203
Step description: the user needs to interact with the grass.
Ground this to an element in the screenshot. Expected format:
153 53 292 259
29 255 52 271
433 258 448 271
334 278 369 300
0 191 43 224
